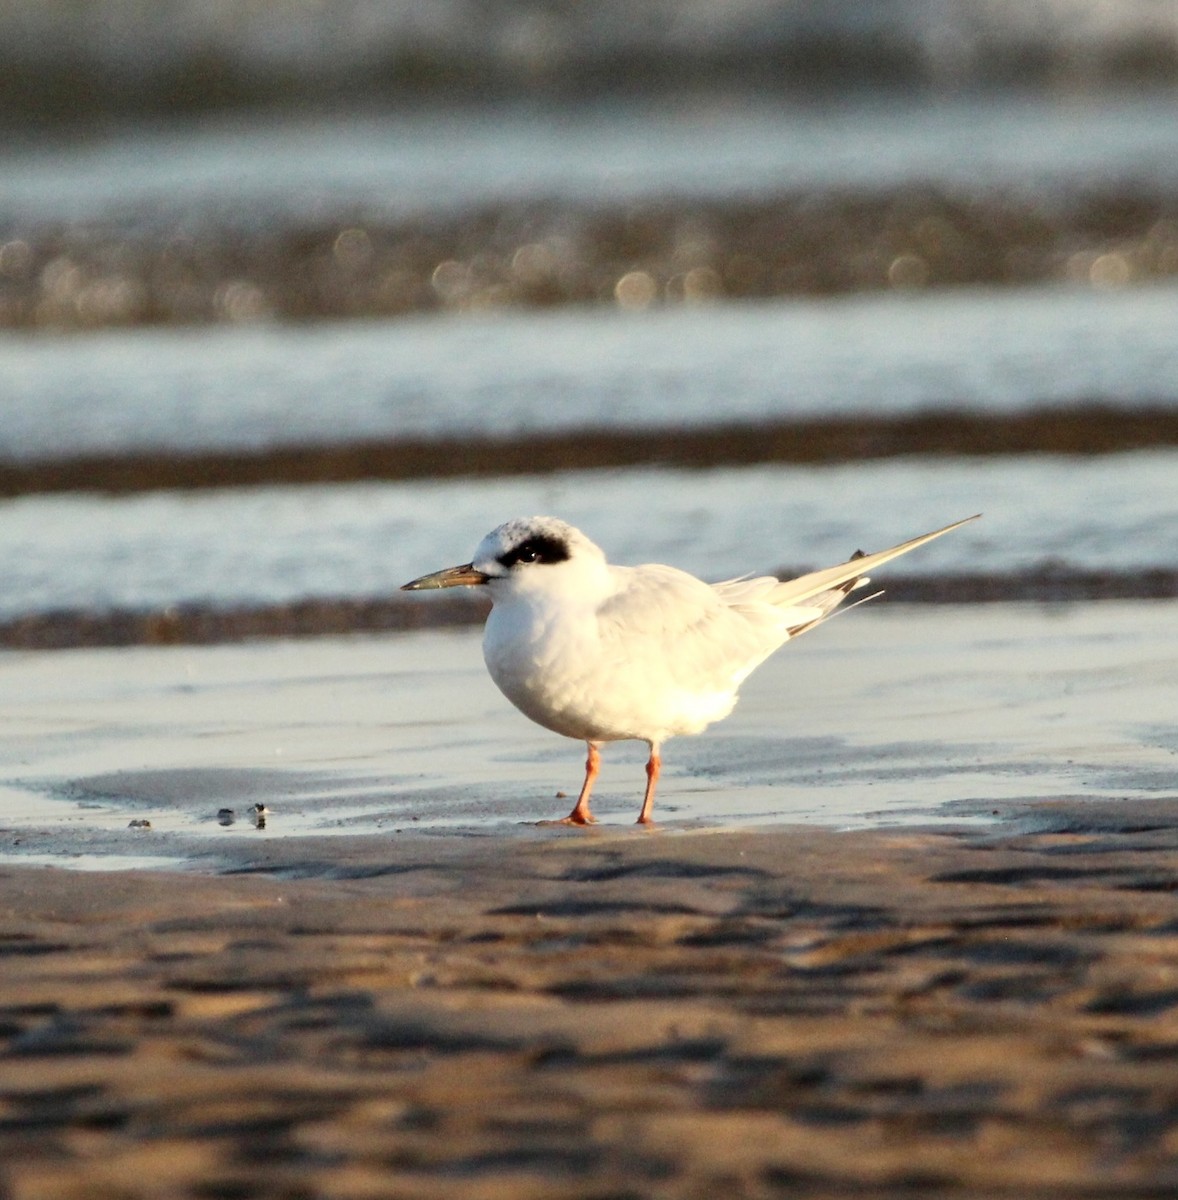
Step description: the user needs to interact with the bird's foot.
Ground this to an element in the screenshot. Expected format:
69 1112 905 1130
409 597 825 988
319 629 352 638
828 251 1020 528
561 812 597 826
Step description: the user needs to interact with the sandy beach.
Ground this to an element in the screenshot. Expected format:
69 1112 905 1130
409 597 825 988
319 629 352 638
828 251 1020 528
4 7 1177 1193
1 601 1176 1196
6 813 1178 1198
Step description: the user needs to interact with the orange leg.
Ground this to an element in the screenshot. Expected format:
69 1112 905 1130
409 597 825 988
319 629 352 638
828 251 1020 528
636 744 661 825
562 742 601 825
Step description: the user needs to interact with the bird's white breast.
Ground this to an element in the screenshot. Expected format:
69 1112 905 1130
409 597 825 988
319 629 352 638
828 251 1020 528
483 593 617 740
482 567 755 744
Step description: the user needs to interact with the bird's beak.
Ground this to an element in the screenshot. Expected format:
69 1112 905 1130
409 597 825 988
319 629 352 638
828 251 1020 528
400 562 491 590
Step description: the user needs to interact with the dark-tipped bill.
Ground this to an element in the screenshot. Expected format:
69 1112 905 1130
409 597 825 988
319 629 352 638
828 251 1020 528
400 563 490 591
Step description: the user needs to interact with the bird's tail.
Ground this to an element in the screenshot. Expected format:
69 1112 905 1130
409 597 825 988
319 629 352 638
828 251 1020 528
784 551 872 636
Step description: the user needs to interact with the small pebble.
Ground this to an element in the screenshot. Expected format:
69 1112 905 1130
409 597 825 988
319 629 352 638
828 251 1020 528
128 819 152 829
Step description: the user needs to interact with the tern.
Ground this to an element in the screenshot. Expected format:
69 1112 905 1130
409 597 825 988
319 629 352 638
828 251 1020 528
402 514 978 825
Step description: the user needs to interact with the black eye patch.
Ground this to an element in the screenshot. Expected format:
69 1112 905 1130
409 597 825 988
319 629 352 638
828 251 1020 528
497 534 571 568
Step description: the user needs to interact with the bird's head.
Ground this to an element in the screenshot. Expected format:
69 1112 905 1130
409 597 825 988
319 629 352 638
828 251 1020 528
401 516 609 602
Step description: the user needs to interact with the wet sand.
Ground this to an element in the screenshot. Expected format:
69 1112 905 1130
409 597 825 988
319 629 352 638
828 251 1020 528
7 813 1178 1198
2 603 1177 1196
3 603 1175 843
5 405 1177 500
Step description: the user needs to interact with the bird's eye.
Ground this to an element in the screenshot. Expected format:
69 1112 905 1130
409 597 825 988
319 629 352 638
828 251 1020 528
496 533 571 569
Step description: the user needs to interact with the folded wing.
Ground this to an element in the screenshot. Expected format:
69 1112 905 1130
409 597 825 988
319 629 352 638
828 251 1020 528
761 514 979 610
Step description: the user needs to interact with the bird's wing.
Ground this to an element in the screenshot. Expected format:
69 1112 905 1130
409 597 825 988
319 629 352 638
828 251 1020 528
593 515 978 694
597 564 773 689
764 514 980 609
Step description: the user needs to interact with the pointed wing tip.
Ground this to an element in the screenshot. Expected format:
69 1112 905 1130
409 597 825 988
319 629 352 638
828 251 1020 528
927 513 982 539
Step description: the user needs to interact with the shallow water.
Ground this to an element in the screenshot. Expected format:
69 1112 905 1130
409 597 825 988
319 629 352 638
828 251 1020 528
2 452 1175 619
2 604 1175 869
6 96 1178 225
4 285 1177 463
1 86 1174 640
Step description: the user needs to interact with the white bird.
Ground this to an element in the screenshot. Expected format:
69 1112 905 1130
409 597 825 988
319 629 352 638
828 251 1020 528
402 514 978 825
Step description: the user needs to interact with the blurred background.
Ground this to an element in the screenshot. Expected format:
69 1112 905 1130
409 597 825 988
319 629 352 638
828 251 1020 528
1 0 1176 646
